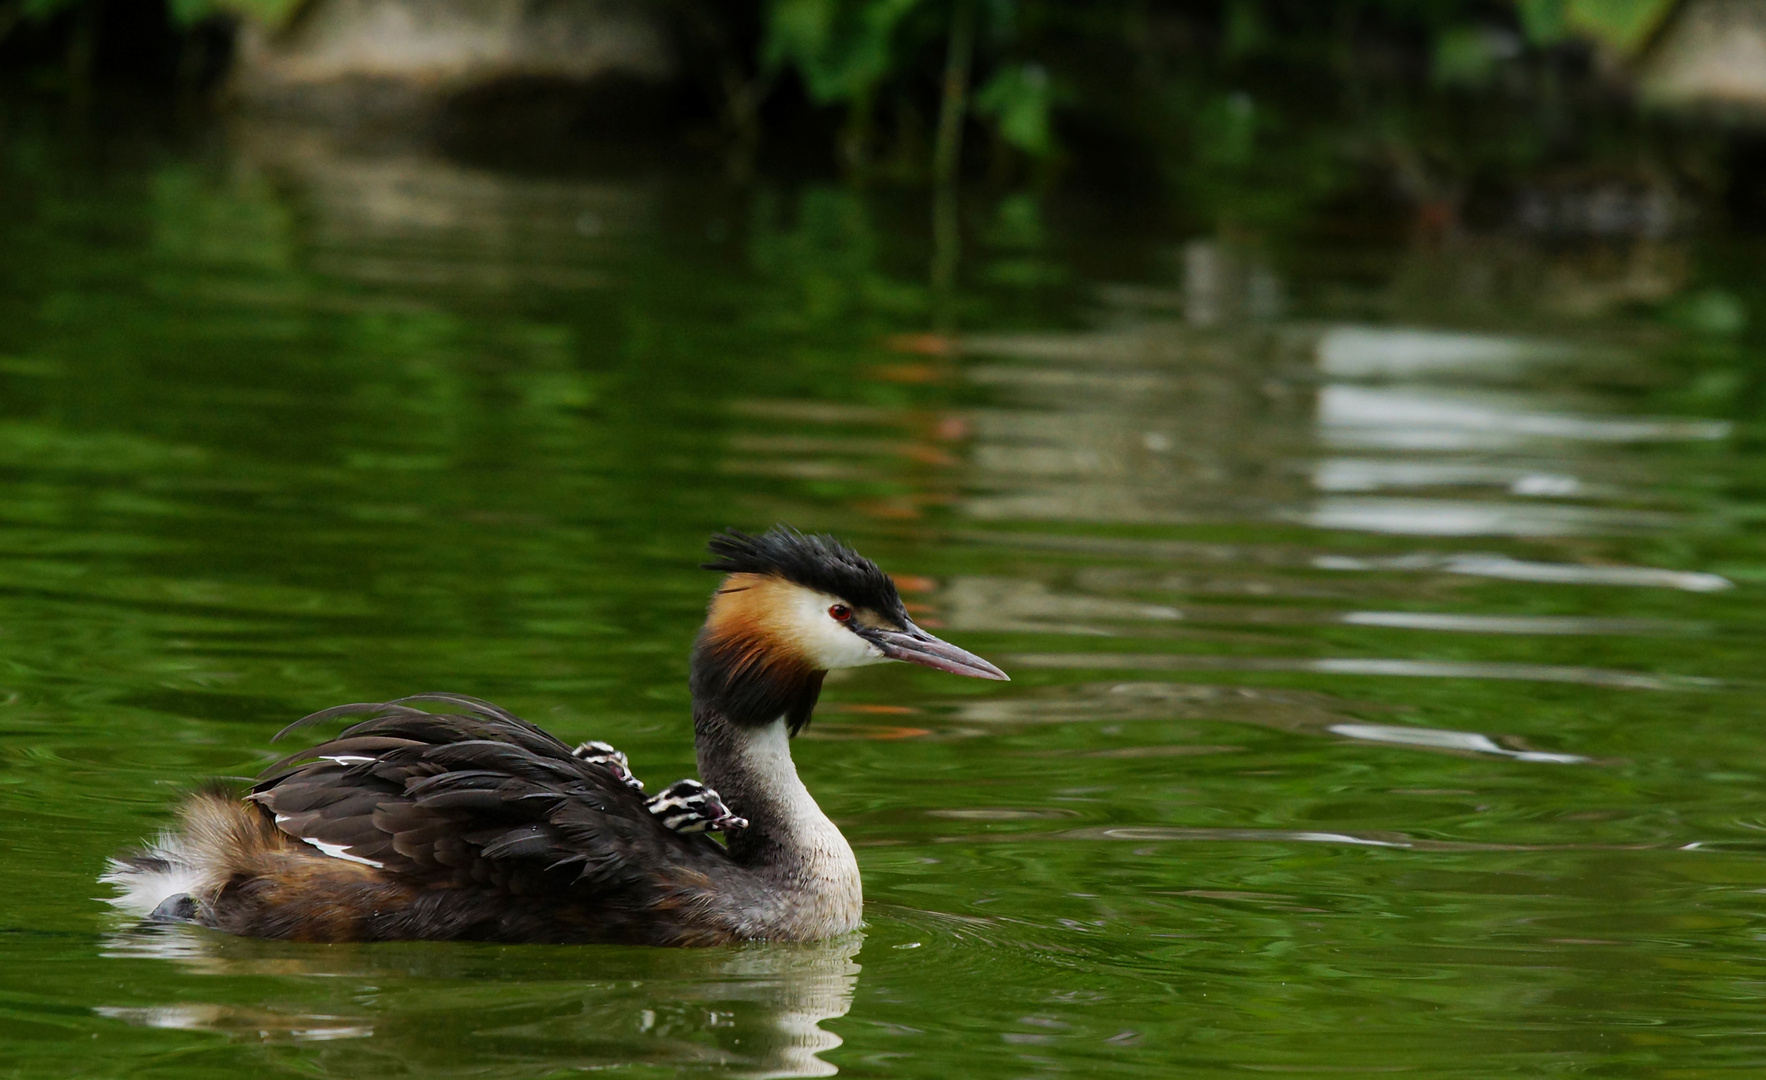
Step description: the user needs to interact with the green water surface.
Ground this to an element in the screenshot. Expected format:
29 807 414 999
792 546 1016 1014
3 118 1766 1079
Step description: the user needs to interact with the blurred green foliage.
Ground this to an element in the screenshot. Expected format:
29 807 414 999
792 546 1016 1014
973 61 1053 156
16 0 302 25
755 0 1058 167
1517 0 1676 52
0 0 1704 227
739 0 1685 185
761 0 926 104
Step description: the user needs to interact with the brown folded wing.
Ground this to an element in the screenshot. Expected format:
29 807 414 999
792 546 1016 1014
246 694 736 942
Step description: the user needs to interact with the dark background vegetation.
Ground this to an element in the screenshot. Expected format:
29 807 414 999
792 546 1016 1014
8 0 1766 421
0 1 1720 212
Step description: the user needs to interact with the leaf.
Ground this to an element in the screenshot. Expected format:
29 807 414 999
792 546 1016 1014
1513 0 1568 45
1223 0 1268 58
19 0 84 18
164 0 307 25
1564 0 1675 54
1193 91 1259 169
1512 0 1673 55
1668 289 1749 337
762 0 925 104
16 0 303 22
974 62 1054 156
1434 26 1503 86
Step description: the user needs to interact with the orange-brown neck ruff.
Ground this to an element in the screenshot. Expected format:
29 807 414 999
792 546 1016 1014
691 573 826 731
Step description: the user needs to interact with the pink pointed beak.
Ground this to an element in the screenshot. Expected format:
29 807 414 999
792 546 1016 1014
867 622 1009 680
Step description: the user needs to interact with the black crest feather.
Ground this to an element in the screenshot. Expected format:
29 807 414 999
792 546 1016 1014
703 526 906 621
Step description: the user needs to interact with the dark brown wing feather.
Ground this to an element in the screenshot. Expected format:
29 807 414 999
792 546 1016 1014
245 694 737 943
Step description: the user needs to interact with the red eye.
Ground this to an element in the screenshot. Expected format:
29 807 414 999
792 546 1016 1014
828 604 852 622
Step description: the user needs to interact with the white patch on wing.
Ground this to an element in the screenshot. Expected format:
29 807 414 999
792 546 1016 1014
321 754 375 766
785 586 889 670
303 838 384 868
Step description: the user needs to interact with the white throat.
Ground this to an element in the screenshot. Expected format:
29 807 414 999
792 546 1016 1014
716 718 863 936
736 719 844 847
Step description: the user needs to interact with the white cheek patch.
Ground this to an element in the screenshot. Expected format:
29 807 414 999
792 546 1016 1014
786 588 889 670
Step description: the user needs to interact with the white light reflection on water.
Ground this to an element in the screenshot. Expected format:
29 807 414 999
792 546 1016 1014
1304 324 1731 538
1315 552 1734 591
1297 496 1682 536
1312 458 1589 495
93 1005 375 1042
1326 722 1587 763
1315 326 1577 379
1316 385 1730 450
1007 653 1720 691
1340 611 1689 635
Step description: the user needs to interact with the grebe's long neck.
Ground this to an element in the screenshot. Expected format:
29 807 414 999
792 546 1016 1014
692 700 862 937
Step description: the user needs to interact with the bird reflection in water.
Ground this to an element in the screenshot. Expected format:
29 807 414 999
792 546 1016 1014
99 923 864 1078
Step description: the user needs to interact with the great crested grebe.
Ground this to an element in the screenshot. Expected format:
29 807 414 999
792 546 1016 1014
105 527 1007 946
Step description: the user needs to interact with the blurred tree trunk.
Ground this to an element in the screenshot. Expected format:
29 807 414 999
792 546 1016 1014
931 0 974 317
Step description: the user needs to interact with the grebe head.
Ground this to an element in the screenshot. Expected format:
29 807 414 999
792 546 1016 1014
693 526 1007 732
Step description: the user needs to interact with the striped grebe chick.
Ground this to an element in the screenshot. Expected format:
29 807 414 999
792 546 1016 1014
645 778 748 833
575 740 748 833
574 740 747 834
571 740 643 790
104 527 1007 946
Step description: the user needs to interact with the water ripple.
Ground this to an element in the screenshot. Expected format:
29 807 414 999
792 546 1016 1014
1326 722 1587 763
1007 653 1719 691
1339 611 1690 635
1319 385 1730 449
1298 496 1683 536
1315 552 1734 591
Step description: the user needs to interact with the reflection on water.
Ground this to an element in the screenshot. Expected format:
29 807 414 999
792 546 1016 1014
100 924 862 1078
1338 610 1692 635
1298 495 1683 536
1326 722 1587 764
240 125 639 294
1311 458 1589 495
5 118 1766 1079
1009 652 1719 691
1314 326 1576 379
957 324 1310 524
940 576 1182 634
1316 550 1735 591
1316 383 1729 449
